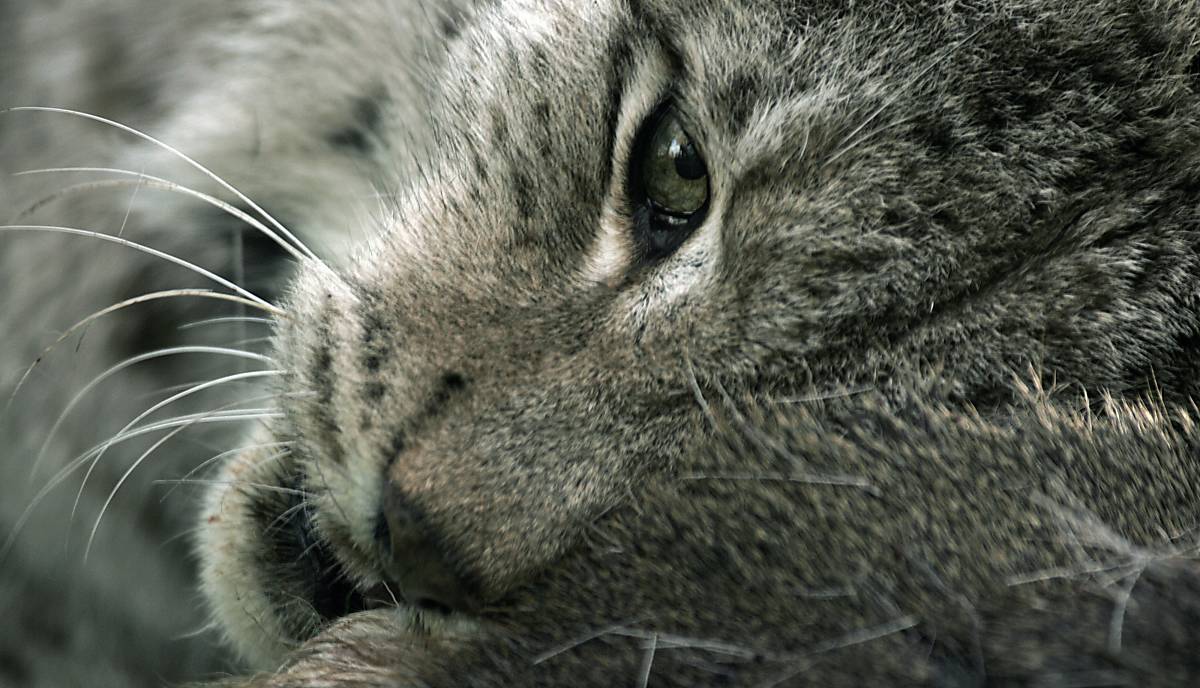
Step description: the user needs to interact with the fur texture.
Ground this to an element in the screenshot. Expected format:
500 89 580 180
3 0 1200 686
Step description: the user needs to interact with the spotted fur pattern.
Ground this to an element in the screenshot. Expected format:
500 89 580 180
2 0 1200 686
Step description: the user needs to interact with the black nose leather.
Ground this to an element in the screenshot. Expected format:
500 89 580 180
381 484 480 614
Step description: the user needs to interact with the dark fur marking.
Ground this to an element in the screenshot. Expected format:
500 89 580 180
387 374 472 459
427 372 468 413
624 0 651 28
372 512 390 546
389 430 407 457
717 72 759 134
600 34 635 185
359 296 391 375
491 111 509 146
530 45 551 81
328 126 370 153
439 15 461 40
914 112 958 155
647 14 686 79
533 100 551 132
364 381 386 402
310 320 346 466
512 170 535 220
442 372 467 391
472 151 489 182
327 89 387 154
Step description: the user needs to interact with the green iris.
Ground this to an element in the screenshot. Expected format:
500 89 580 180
639 113 709 216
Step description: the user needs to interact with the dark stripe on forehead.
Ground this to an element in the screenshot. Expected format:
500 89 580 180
600 3 693 201
600 30 636 187
625 0 687 76
624 0 651 25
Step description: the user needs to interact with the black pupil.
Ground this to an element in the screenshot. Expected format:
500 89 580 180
673 141 706 180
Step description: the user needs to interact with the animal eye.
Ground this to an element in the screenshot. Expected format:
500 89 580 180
629 106 710 259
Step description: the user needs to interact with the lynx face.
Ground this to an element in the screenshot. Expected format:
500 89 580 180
197 0 1200 680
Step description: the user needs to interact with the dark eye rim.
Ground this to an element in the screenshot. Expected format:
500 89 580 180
626 102 711 262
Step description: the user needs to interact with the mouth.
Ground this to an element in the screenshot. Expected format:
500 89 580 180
274 485 384 623
201 439 484 670
268 475 474 629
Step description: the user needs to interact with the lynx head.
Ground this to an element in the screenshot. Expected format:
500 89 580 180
199 0 1200 676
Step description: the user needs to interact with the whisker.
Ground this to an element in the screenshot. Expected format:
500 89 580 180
4 107 321 263
86 416 211 560
777 384 875 404
115 166 143 237
179 316 274 331
263 497 313 542
309 452 355 536
153 478 309 497
159 445 293 504
71 370 283 525
274 496 312 522
710 376 880 497
0 226 279 310
230 336 274 348
29 344 274 483
159 524 207 550
1 404 280 562
170 618 223 642
14 168 309 263
84 399 281 561
136 377 261 401
6 289 276 423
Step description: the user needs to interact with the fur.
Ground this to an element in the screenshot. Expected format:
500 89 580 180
2 0 1200 686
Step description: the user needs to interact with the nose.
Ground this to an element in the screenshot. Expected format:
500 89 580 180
380 483 481 614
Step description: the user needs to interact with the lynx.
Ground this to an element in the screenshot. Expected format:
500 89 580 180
3 1 1200 686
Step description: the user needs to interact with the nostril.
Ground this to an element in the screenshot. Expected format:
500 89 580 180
381 483 480 615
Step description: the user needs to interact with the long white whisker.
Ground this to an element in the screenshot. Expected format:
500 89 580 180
28 341 273 483
179 316 275 331
71 370 283 526
6 289 276 422
158 443 293 504
0 407 281 563
14 168 309 262
230 336 274 348
152 478 309 497
115 166 143 237
263 497 312 536
86 417 204 561
85 403 280 564
4 107 320 263
0 226 278 310
159 525 208 550
136 376 262 401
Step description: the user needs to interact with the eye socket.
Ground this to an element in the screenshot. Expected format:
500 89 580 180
628 105 710 259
